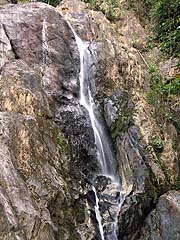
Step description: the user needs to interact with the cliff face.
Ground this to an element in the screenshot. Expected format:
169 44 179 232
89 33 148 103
0 3 81 239
58 0 179 238
0 0 179 239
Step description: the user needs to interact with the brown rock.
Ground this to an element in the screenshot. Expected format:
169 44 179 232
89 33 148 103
0 2 80 239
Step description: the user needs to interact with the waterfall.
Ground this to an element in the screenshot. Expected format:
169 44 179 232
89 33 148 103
92 186 105 240
67 23 118 180
67 22 123 240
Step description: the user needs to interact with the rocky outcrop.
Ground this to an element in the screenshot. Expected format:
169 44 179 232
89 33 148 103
0 0 179 239
104 91 163 239
58 0 179 239
139 191 180 240
0 3 83 239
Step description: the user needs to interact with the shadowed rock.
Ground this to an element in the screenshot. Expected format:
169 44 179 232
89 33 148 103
140 191 180 240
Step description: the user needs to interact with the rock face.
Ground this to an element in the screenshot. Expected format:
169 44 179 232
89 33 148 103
0 0 17 5
58 0 179 239
0 3 82 239
0 2 113 239
0 0 179 239
139 191 180 240
104 91 160 239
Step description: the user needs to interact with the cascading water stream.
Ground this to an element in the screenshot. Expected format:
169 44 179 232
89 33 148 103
92 186 105 240
67 21 123 239
67 23 117 179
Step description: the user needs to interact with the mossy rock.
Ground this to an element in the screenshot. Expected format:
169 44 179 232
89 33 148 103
108 91 134 139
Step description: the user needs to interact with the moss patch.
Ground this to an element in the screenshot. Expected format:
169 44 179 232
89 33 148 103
109 92 134 139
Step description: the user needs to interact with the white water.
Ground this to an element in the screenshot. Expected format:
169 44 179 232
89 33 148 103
67 23 118 180
67 22 123 239
92 186 105 240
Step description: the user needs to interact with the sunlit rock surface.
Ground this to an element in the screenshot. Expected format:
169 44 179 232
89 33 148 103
0 3 81 239
0 0 179 239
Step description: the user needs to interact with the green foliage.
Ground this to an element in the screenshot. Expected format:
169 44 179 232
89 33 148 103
82 0 121 21
163 75 180 95
174 175 180 190
151 0 180 56
127 0 152 24
148 64 156 74
56 133 69 156
147 62 180 108
148 64 162 87
143 0 156 4
18 0 29 2
147 90 159 105
146 62 180 134
146 64 164 105
128 0 180 56
152 138 164 151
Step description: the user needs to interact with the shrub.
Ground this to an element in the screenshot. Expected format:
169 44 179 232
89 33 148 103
152 138 164 151
147 90 159 105
82 0 121 21
151 0 180 56
147 64 163 90
163 75 180 95
174 175 180 190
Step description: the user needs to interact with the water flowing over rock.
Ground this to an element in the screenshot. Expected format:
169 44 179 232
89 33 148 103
0 2 122 239
58 0 179 239
0 0 179 239
66 15 122 240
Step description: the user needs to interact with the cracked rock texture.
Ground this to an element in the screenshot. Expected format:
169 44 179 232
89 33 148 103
0 3 81 239
139 191 180 240
0 0 179 239
58 0 179 239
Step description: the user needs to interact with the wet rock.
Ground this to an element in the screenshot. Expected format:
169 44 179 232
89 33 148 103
58 0 128 100
95 175 112 192
58 1 179 239
104 98 118 128
1 0 98 174
103 90 173 239
94 175 122 239
0 0 179 239
104 91 134 138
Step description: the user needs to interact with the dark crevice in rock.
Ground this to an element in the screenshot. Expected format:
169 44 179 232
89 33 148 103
8 0 17 3
2 24 20 60
119 191 156 239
